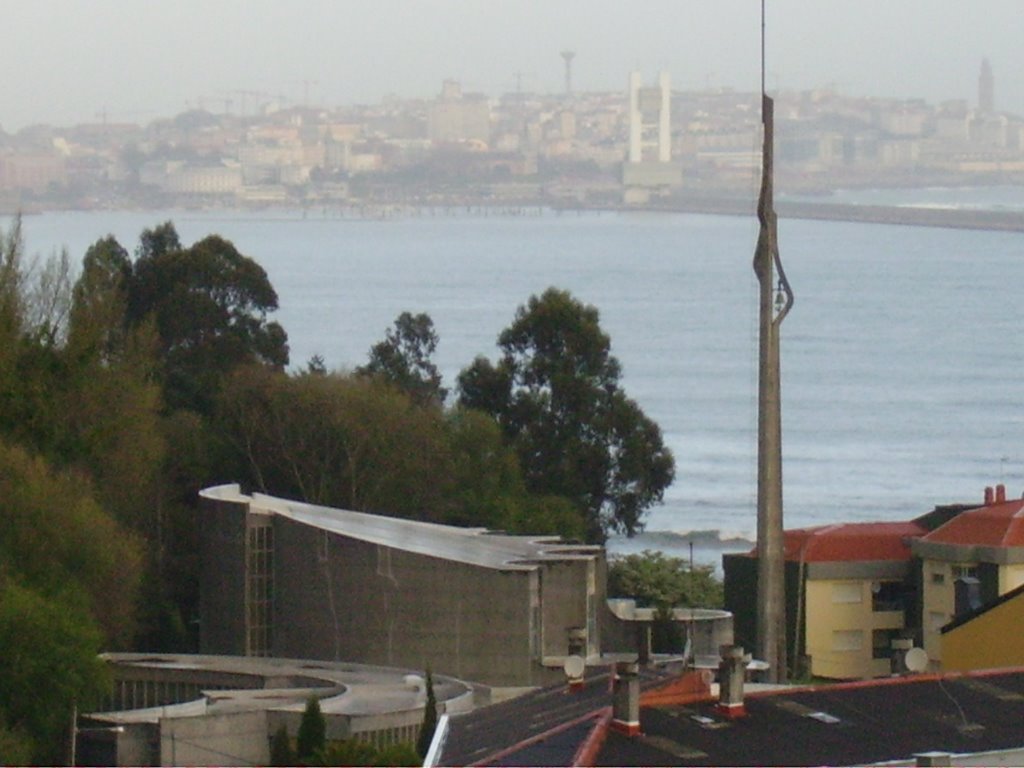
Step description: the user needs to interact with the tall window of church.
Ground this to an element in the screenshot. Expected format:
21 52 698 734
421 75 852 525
246 523 273 656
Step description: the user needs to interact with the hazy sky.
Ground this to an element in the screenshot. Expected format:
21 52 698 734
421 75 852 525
4 1 1020 130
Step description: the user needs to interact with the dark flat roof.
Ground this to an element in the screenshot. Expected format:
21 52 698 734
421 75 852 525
598 669 1024 766
440 665 676 766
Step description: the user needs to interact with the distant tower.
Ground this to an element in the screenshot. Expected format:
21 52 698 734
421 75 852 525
561 50 576 96
627 71 671 163
622 71 680 200
979 58 994 114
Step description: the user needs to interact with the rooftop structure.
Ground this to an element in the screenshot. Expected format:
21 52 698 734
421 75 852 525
435 661 1024 766
77 653 473 766
199 484 605 687
725 511 960 680
913 485 1024 665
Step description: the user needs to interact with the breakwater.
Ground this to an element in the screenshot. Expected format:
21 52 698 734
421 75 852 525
639 195 1024 233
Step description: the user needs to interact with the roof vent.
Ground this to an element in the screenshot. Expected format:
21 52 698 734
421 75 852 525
563 655 585 692
715 645 749 719
610 661 641 737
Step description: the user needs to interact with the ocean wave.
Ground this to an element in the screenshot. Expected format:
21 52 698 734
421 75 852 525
608 528 755 552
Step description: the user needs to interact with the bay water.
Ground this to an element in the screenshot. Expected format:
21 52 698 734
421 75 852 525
15 196 1024 564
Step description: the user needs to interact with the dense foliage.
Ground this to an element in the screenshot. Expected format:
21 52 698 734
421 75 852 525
357 311 447 407
458 287 675 542
607 550 724 610
297 696 327 763
0 216 678 761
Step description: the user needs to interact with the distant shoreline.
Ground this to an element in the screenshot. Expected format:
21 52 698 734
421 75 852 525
7 197 1024 233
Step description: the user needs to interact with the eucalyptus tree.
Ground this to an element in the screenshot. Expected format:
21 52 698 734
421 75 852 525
357 311 447 407
126 223 289 414
458 287 674 543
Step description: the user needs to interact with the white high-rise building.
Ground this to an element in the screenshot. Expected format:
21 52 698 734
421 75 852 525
623 71 680 200
628 71 671 163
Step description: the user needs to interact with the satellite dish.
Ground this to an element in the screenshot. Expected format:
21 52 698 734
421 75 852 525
563 655 585 679
905 647 929 673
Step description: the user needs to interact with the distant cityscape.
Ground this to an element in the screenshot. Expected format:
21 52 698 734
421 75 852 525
2 58 1021 213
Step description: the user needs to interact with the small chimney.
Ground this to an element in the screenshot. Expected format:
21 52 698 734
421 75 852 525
996 484 1006 503
610 661 641 737
716 645 748 719
636 623 652 667
567 627 587 657
985 486 994 505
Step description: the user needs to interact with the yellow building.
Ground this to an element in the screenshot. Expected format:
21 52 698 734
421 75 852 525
911 485 1024 667
942 583 1024 671
725 520 928 680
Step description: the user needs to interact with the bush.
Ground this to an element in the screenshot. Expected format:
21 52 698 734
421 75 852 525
608 550 723 609
296 697 326 763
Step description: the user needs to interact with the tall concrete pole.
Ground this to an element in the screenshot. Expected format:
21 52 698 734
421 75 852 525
753 0 793 683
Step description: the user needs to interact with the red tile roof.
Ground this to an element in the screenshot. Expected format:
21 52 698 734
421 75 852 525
923 498 1024 547
780 521 926 563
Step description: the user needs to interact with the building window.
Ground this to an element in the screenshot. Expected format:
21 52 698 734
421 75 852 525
871 581 904 612
832 630 864 652
246 523 273 656
952 564 978 579
931 571 945 585
831 582 862 604
872 629 901 659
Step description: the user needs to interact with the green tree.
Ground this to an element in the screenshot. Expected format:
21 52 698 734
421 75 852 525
68 235 133 363
0 438 143 646
219 368 449 518
375 742 422 767
297 697 326 763
126 223 289 413
441 407 583 538
607 550 723 610
416 668 438 759
136 220 181 262
357 312 447 407
458 288 674 542
315 739 378 766
313 739 421 766
0 717 33 766
269 722 294 766
0 580 110 764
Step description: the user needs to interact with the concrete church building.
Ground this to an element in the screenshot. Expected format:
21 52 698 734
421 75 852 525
199 485 606 688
